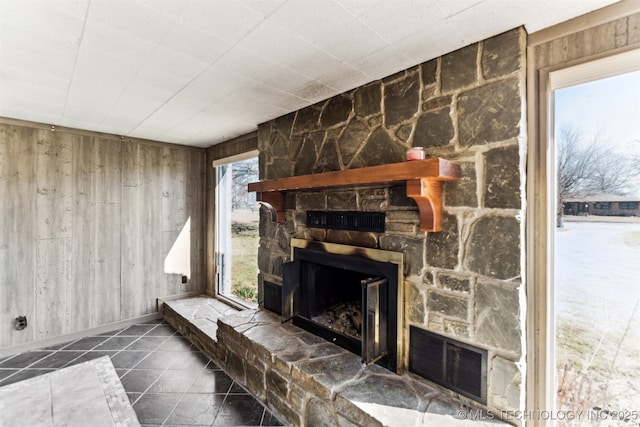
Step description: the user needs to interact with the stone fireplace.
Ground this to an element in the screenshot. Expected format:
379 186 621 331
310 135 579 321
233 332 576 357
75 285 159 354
256 26 527 421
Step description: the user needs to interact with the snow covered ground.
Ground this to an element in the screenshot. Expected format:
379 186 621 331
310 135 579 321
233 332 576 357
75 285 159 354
554 219 640 417
555 220 640 331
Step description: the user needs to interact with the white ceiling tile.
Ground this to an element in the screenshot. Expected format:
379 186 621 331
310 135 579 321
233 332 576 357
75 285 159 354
236 20 347 80
238 0 286 18
0 79 67 123
137 47 210 92
88 0 176 44
80 21 156 66
0 1 86 44
159 21 232 64
314 65 371 94
216 47 311 93
0 24 77 89
135 0 189 19
334 0 385 17
351 45 417 81
267 0 355 45
394 19 468 65
177 1 264 45
357 1 446 43
305 19 390 66
435 0 487 17
185 66 253 101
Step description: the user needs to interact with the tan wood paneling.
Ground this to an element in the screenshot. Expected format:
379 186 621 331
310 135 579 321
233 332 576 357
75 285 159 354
1 120 206 349
35 130 75 339
0 125 37 347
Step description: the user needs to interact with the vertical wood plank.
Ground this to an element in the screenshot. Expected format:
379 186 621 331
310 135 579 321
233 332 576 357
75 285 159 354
71 134 95 332
93 137 122 325
35 129 74 339
187 149 205 292
0 125 37 347
120 141 143 319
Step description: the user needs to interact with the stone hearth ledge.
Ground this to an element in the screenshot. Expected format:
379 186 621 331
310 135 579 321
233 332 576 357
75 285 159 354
162 296 507 426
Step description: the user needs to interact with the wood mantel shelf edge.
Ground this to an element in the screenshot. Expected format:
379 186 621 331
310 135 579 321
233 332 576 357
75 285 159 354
248 157 461 232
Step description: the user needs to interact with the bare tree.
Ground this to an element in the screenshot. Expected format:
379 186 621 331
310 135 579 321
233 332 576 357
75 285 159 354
231 157 259 210
558 126 640 197
556 126 640 224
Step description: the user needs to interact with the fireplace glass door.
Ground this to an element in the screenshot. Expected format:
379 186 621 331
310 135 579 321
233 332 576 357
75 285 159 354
282 247 397 369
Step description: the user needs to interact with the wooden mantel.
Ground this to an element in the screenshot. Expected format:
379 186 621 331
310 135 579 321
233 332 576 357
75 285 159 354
248 157 461 232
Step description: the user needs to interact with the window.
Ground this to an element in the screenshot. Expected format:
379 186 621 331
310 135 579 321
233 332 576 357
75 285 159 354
548 51 640 422
215 155 259 306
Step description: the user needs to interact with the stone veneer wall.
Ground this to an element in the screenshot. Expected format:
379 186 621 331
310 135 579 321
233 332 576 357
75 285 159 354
257 28 527 414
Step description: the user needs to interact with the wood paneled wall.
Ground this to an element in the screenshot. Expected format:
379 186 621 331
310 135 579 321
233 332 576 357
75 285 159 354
0 121 205 348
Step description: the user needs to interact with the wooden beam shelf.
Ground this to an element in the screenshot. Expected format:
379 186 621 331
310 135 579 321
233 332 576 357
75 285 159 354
248 157 461 232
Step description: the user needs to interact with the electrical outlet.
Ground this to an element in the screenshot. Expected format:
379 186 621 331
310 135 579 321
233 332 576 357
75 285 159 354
181 275 188 284
15 316 27 330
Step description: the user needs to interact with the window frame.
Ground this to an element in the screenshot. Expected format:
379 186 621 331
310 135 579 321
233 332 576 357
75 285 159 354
213 150 260 309
528 45 640 425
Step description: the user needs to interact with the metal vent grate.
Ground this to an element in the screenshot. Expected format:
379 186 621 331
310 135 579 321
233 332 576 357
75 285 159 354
409 326 487 404
306 211 385 232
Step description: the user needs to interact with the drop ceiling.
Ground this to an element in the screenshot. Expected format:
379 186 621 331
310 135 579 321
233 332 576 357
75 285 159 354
0 0 622 147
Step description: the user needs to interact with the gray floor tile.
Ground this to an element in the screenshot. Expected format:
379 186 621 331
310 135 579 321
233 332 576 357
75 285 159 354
63 350 117 367
0 351 53 369
154 336 194 352
188 369 233 394
62 336 109 350
167 350 211 369
110 351 150 369
262 410 287 426
125 336 167 351
120 369 164 393
95 336 139 351
213 394 266 426
29 350 86 369
0 369 56 386
133 351 180 370
117 324 157 336
165 393 225 426
0 369 19 382
147 368 202 393
133 393 182 425
145 325 177 336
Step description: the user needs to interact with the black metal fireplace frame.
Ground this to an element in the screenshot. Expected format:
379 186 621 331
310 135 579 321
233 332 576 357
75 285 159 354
282 245 399 372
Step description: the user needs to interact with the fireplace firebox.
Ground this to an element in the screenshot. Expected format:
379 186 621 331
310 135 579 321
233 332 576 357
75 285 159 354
282 239 402 372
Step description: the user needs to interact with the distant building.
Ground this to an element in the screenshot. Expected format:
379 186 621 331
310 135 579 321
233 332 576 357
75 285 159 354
563 194 640 217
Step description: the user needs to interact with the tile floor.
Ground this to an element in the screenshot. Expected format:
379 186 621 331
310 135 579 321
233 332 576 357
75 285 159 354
0 318 285 426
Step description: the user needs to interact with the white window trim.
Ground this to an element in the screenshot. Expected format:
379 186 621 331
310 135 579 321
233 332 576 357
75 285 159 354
527 45 640 425
213 150 260 309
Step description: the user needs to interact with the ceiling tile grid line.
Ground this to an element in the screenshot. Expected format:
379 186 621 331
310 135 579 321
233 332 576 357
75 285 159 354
0 0 624 147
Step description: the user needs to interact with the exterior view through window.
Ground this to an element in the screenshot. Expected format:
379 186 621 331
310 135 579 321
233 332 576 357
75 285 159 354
216 157 259 305
553 66 640 423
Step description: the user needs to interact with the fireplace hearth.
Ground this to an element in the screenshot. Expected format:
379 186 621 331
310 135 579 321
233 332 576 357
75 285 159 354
282 239 403 372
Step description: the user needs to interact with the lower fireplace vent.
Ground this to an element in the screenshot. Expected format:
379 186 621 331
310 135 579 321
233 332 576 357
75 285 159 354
306 211 385 232
409 326 487 404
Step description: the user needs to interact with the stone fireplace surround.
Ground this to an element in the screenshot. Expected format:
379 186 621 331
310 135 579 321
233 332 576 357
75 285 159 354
256 26 527 423
162 296 504 426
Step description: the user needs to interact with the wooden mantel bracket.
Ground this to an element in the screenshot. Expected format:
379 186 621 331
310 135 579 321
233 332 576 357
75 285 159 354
248 158 460 232
256 191 285 223
406 178 444 232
